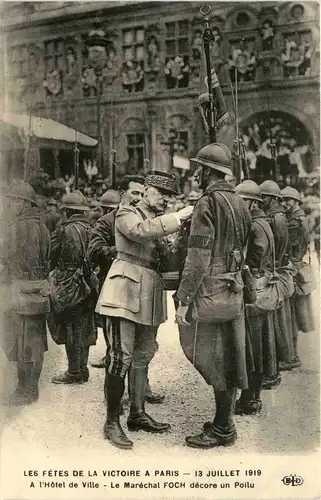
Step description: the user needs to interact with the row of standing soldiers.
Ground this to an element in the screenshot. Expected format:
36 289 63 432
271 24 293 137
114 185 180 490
0 142 315 452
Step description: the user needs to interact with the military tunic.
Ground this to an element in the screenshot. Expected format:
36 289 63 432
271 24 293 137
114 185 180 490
177 181 251 391
47 214 96 348
96 198 181 377
245 208 277 379
266 204 295 363
87 208 117 288
287 207 314 333
0 207 50 363
96 200 180 326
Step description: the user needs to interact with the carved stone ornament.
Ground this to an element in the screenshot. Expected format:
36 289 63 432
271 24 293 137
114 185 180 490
64 46 77 90
164 55 190 89
43 69 62 96
122 60 144 92
260 20 275 51
81 66 98 96
145 35 161 81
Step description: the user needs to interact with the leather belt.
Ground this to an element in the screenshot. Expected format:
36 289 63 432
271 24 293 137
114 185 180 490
117 252 158 272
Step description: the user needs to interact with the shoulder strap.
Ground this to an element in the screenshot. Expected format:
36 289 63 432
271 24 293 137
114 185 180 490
73 223 88 268
37 223 50 275
135 206 148 221
216 191 245 263
255 219 276 274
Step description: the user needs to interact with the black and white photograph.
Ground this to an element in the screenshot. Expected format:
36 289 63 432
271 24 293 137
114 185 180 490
0 1 320 499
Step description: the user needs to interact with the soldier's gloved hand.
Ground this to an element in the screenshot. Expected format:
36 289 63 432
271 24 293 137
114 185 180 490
177 205 194 222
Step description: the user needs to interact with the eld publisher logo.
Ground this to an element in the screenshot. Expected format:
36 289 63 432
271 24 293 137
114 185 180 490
282 474 304 486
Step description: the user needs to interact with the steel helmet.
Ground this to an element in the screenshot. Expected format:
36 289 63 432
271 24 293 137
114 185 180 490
259 180 282 198
100 189 121 208
6 181 38 206
60 190 90 211
191 142 233 176
235 180 263 202
281 186 301 203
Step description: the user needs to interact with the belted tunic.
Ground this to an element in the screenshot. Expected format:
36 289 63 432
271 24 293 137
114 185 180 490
96 199 180 326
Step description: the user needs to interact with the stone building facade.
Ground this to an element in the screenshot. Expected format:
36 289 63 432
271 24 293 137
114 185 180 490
0 1 319 183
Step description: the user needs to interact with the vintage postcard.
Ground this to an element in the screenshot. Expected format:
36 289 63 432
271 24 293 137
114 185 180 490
0 1 320 500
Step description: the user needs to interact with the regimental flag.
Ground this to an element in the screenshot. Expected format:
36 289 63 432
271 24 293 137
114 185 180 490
199 47 229 133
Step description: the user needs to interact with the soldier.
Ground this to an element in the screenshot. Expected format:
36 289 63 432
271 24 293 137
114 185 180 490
88 199 102 227
259 180 297 386
235 180 276 414
45 198 61 233
281 186 314 358
96 171 193 449
176 143 251 448
1 182 50 405
88 188 121 370
49 191 97 384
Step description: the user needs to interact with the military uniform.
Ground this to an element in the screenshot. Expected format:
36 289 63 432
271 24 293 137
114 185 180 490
96 200 180 363
283 187 314 337
88 209 118 290
1 182 50 405
49 192 96 384
97 171 188 450
176 143 251 449
235 181 276 415
265 197 296 366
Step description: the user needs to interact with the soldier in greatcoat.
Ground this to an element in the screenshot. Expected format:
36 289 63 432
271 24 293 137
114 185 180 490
1 182 50 405
235 180 276 415
259 180 297 387
282 186 314 360
88 188 121 369
176 143 251 449
96 171 193 449
49 191 97 384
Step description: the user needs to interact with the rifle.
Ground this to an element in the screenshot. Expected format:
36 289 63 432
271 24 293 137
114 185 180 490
231 65 249 183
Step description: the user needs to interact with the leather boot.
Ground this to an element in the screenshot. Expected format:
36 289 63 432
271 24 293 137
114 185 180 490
187 389 237 449
235 373 262 415
52 343 83 384
80 347 90 382
145 377 165 404
103 374 133 450
9 362 42 406
261 372 282 390
127 367 170 433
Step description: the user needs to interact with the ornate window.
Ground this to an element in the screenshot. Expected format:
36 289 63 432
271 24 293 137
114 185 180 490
44 39 65 72
126 133 145 172
122 27 145 92
9 45 29 78
164 20 190 89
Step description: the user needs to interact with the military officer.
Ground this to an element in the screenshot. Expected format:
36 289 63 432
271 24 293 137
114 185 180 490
282 186 314 358
1 182 51 405
96 171 193 449
235 180 276 414
176 143 251 448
